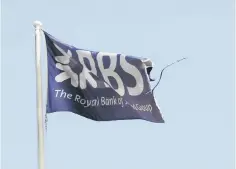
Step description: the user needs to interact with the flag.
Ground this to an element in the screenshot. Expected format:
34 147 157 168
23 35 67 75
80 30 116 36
44 31 164 123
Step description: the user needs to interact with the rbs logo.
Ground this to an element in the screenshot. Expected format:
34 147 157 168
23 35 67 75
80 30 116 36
54 43 147 97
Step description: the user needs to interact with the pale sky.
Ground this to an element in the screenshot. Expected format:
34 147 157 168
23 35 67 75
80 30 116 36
1 0 235 169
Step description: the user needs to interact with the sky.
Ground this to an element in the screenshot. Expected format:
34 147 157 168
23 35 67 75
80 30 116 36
1 0 235 169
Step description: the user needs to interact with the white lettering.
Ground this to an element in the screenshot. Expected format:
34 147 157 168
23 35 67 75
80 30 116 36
55 89 61 97
97 52 125 96
55 89 72 99
67 94 72 99
130 104 152 112
76 50 97 89
74 94 81 102
101 97 106 106
59 89 66 98
74 94 99 107
120 54 144 96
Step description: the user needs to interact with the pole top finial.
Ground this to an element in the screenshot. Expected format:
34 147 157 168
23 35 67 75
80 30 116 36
33 20 42 28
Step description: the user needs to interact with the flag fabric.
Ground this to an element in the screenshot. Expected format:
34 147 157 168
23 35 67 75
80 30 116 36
44 31 164 123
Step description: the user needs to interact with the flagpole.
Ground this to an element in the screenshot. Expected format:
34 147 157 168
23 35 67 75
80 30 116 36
33 20 45 169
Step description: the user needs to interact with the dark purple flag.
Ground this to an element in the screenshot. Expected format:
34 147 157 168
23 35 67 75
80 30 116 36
44 31 164 123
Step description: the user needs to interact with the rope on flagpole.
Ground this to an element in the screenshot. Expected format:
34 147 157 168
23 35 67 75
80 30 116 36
151 57 187 94
45 113 48 132
33 20 45 169
40 30 49 133
146 57 187 95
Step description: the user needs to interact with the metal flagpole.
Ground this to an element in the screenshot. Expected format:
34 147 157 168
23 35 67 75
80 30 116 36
33 20 45 169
